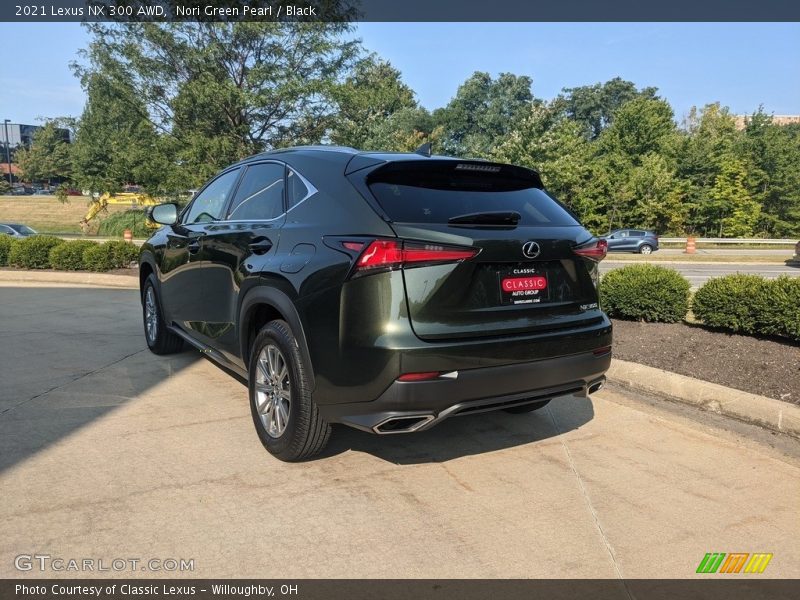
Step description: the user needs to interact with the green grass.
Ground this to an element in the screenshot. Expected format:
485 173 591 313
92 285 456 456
0 194 130 234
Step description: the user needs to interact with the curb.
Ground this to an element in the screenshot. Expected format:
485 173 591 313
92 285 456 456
607 359 800 439
0 269 139 289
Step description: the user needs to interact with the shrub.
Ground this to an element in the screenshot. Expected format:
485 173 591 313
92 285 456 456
600 264 690 322
762 276 800 340
48 240 97 271
0 235 16 266
104 240 139 268
82 243 115 272
693 274 800 341
7 235 65 269
97 209 151 238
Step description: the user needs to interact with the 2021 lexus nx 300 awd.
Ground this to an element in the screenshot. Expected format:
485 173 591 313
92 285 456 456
139 146 612 461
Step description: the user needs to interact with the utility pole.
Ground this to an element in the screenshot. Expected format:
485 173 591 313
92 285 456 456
2 120 11 185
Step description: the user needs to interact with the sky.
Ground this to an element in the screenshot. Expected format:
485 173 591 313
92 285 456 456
1 22 799 125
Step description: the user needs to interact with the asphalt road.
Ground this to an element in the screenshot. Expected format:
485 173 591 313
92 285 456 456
1 284 798 578
601 260 800 287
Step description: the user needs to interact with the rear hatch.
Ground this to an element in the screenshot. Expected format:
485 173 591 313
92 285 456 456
360 159 603 341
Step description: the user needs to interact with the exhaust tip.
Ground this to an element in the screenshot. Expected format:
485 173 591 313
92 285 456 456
587 378 606 394
373 415 434 434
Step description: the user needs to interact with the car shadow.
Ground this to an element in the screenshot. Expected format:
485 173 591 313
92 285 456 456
318 395 594 465
0 285 201 475
0 285 594 473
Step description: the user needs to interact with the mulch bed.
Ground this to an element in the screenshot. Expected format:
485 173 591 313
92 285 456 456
611 319 800 404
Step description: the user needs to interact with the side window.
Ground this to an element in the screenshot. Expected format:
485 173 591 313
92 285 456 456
0 225 12 235
631 230 646 237
287 169 310 210
227 163 285 220
184 169 241 224
619 231 629 238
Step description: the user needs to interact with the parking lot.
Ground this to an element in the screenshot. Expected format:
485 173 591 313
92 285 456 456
1 283 799 578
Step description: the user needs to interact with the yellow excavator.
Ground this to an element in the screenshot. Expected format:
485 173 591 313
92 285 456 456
81 192 160 232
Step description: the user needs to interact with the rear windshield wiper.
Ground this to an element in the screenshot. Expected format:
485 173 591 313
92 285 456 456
447 211 522 226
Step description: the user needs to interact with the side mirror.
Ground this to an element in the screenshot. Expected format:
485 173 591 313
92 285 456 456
150 203 179 226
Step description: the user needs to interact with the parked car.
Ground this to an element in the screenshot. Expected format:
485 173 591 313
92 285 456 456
0 223 38 238
602 229 659 254
139 147 612 461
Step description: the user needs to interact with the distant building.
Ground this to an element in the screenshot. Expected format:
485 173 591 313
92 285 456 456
1 122 72 184
733 114 800 130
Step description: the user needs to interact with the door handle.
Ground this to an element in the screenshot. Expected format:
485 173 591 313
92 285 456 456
249 238 273 255
187 240 201 254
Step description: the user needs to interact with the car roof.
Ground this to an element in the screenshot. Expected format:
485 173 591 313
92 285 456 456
230 145 522 171
0 223 25 227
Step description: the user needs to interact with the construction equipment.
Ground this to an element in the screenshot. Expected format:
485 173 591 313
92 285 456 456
81 192 160 232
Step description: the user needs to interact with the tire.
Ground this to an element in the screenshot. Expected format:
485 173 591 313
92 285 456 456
504 399 551 414
639 244 653 255
142 274 184 355
248 320 331 461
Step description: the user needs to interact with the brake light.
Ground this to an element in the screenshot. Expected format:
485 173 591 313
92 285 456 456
353 240 479 276
397 372 441 382
573 238 608 261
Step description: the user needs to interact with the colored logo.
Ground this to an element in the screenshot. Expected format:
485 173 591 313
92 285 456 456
696 553 773 574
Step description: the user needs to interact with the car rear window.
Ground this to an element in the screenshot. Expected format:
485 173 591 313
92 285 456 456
366 162 579 226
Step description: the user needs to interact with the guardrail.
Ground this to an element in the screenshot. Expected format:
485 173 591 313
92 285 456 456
658 238 796 245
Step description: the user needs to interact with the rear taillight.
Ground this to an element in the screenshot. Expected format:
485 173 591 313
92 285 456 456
573 238 608 261
352 239 479 277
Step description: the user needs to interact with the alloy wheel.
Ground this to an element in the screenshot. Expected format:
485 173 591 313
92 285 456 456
254 344 292 438
144 287 158 343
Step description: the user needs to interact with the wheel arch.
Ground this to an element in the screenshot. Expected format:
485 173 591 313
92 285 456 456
239 286 316 391
138 251 158 301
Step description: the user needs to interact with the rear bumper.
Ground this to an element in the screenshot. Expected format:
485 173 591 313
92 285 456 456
318 349 611 433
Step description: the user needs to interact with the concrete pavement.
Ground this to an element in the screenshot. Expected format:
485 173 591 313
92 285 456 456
1 284 798 578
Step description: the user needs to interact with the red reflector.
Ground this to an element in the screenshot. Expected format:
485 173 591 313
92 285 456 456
354 240 478 273
501 276 548 292
342 241 365 251
592 346 612 356
397 372 441 382
573 238 608 261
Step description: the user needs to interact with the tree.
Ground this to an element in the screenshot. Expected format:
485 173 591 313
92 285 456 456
76 22 360 187
627 153 688 234
14 121 73 186
676 103 741 234
434 71 533 157
329 55 417 149
707 157 760 237
554 77 658 139
599 97 677 163
70 67 168 197
493 103 594 221
738 109 800 236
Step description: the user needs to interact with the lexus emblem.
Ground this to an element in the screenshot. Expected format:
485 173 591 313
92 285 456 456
522 241 541 259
